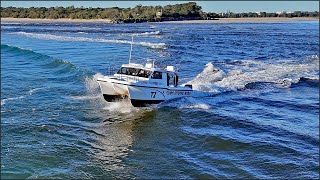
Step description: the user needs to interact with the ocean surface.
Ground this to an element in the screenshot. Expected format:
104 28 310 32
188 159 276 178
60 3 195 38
1 21 319 179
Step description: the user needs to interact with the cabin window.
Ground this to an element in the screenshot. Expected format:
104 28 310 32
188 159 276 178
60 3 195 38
120 67 127 74
151 71 162 79
137 69 151 78
128 68 139 76
117 67 150 78
167 73 178 87
174 73 179 87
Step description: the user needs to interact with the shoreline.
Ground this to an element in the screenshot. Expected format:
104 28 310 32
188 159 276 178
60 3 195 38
1 17 318 24
1 18 112 23
156 17 319 23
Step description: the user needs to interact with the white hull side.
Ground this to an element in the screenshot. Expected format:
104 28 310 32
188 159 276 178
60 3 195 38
97 79 128 96
112 83 129 95
127 85 193 101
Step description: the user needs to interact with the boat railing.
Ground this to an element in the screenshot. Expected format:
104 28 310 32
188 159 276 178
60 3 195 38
119 74 140 82
105 66 116 76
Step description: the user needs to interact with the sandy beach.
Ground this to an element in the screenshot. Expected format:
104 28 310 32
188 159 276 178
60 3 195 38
1 17 318 24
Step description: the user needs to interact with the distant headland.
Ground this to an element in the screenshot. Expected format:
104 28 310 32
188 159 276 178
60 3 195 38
1 2 319 23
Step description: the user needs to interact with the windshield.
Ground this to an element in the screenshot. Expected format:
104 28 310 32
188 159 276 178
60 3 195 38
117 67 151 78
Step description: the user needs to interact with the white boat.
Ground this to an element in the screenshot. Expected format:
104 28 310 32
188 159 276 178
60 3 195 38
97 37 193 107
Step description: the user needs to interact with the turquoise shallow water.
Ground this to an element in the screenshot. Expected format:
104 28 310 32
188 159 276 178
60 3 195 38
1 21 319 179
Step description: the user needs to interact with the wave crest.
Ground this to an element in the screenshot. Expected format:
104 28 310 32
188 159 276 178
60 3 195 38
130 31 161 36
12 32 167 49
1 96 25 106
1 87 45 106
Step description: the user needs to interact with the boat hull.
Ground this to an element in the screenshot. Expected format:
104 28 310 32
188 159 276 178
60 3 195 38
103 94 127 102
130 99 164 107
127 85 193 107
97 78 128 102
97 77 193 107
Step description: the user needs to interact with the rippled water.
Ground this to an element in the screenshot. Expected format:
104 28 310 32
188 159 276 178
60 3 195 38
1 21 319 179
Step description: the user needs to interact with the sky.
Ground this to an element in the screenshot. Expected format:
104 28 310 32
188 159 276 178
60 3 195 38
1 1 319 13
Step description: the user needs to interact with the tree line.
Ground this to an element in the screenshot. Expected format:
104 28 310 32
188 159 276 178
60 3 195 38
1 2 319 23
0 2 202 21
205 11 319 19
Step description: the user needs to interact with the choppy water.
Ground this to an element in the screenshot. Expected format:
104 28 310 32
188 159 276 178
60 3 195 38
1 21 319 179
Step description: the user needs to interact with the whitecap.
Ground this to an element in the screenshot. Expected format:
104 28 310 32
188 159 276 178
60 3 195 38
1 22 22 25
306 55 319 61
12 32 167 49
130 31 161 36
76 32 89 34
1 26 18 29
1 95 25 106
28 87 44 95
2 87 45 106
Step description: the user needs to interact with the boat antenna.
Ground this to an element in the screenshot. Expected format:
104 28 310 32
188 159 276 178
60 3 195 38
129 36 133 64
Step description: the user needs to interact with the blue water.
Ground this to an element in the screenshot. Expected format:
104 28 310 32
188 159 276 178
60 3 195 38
1 21 319 179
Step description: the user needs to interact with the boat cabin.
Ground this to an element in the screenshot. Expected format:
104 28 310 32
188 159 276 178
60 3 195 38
115 63 179 87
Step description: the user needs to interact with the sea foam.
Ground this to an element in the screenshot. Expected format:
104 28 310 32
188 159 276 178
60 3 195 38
71 73 146 113
188 59 319 93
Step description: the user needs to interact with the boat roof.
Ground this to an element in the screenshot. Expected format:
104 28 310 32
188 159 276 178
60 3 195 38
121 63 175 73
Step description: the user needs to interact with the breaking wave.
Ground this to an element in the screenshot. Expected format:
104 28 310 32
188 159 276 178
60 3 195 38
1 44 34 53
306 55 319 61
1 22 23 25
2 44 91 78
1 87 45 106
188 59 319 93
28 87 44 95
1 96 25 106
12 32 167 49
129 31 161 36
1 26 18 29
76 32 89 34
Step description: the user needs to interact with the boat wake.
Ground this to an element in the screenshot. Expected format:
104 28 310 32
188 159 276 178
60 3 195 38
159 57 319 109
187 58 319 93
160 96 211 110
76 56 318 111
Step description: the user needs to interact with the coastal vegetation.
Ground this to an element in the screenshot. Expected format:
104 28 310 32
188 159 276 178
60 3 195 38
1 2 319 23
